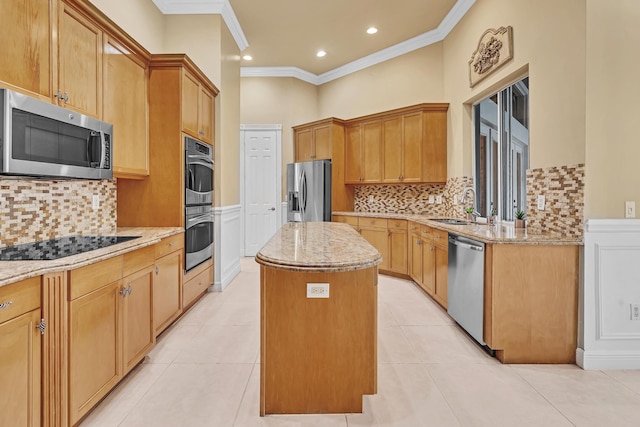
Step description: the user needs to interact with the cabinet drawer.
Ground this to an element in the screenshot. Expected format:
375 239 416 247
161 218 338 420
155 234 184 259
183 266 212 308
69 256 123 300
123 245 155 277
0 276 40 324
420 225 433 237
333 215 358 226
433 229 448 249
387 219 407 231
408 222 421 233
358 217 387 229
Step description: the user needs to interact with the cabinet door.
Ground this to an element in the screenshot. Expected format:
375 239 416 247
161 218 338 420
154 251 182 335
362 120 382 183
388 230 407 274
181 70 200 139
122 267 154 374
382 116 402 183
69 281 121 426
402 113 423 182
58 3 102 117
103 36 149 178
0 0 52 98
0 309 41 427
422 110 448 183
421 239 435 294
313 125 332 160
359 227 389 270
344 125 362 183
409 233 422 284
294 128 314 162
199 86 214 143
434 246 448 308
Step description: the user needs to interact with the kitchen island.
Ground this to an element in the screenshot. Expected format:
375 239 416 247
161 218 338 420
256 222 382 415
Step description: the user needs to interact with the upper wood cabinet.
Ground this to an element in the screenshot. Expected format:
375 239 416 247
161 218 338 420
345 121 382 184
58 2 103 117
103 35 150 178
293 118 344 162
344 104 449 185
182 68 215 144
0 0 53 99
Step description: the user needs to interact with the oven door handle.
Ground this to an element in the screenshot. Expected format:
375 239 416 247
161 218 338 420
188 154 214 164
186 214 214 228
187 159 214 171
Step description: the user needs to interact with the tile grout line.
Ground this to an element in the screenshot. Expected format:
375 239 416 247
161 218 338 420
601 370 640 398
231 361 259 426
420 364 465 427
507 365 578 427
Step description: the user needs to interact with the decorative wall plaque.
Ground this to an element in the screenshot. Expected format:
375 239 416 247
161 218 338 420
468 26 513 87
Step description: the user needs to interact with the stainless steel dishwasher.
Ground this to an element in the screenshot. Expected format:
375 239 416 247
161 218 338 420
447 234 486 346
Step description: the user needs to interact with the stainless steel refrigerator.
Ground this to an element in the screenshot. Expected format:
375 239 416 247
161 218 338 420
286 160 331 222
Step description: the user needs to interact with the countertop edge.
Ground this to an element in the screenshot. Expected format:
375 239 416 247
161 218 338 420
0 227 184 288
333 211 583 246
255 253 382 273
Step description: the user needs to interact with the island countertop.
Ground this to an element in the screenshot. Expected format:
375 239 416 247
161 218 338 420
255 222 382 272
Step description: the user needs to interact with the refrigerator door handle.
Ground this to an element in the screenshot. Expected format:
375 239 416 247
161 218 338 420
301 170 307 218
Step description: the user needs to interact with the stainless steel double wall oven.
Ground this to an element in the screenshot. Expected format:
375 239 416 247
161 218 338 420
184 136 214 272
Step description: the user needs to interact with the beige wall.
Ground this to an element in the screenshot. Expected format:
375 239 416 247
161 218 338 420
89 0 165 53
240 77 318 198
318 43 445 119
217 23 241 206
443 0 586 178
585 0 640 218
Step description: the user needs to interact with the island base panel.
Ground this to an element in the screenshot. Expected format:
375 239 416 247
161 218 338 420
260 265 377 415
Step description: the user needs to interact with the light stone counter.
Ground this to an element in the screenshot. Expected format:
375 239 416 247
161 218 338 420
0 227 183 287
255 222 382 272
333 211 582 245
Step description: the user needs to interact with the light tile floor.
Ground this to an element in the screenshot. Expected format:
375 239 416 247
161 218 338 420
81 257 640 427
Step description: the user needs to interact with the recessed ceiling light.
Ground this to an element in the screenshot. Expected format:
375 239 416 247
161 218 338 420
366 27 378 35
316 50 326 58
242 55 253 61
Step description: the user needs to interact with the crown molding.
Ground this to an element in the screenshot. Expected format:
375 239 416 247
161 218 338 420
240 67 320 85
155 0 475 85
151 0 248 51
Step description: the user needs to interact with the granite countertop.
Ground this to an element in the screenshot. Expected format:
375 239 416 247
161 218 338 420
333 211 582 245
255 222 383 272
0 227 184 287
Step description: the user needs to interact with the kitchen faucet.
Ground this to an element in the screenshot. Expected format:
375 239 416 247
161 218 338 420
460 187 480 216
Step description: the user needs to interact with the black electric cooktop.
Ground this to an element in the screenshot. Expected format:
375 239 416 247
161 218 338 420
0 235 140 261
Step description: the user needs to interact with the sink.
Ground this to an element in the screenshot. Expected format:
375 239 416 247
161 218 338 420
429 218 470 225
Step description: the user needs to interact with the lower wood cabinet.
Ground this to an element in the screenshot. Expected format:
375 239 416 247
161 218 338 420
0 276 41 427
122 266 154 374
183 263 212 309
154 235 184 335
407 222 448 308
357 217 407 275
69 280 122 426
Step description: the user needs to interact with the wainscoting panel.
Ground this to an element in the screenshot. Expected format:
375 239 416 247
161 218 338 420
214 205 242 291
579 219 640 369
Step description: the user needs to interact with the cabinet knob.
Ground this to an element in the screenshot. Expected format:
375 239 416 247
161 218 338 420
155 266 159 275
120 287 128 298
36 318 46 335
54 90 63 100
199 130 205 135
0 301 12 311
417 240 421 246
430 246 435 252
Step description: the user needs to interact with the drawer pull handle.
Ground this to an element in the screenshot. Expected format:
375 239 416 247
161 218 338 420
36 318 46 335
169 242 176 247
0 301 13 311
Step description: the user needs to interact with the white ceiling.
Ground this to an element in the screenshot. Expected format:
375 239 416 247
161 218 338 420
151 0 476 84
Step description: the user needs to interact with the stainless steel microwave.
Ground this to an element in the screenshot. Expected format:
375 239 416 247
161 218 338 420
0 88 113 180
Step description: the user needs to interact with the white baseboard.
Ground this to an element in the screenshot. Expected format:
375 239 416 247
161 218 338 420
213 204 242 291
577 348 640 370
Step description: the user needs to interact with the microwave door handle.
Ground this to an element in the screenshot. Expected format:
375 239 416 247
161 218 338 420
99 131 107 168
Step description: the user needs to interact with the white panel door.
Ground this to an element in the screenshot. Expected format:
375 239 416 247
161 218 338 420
244 129 278 256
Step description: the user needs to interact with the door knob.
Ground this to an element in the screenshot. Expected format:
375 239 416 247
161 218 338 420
269 207 276 211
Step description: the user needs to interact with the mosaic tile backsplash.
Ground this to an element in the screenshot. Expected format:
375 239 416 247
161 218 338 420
0 178 116 248
526 164 585 239
354 164 584 239
353 177 474 217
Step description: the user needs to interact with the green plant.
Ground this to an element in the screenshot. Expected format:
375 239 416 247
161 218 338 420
515 209 526 220
465 207 475 214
